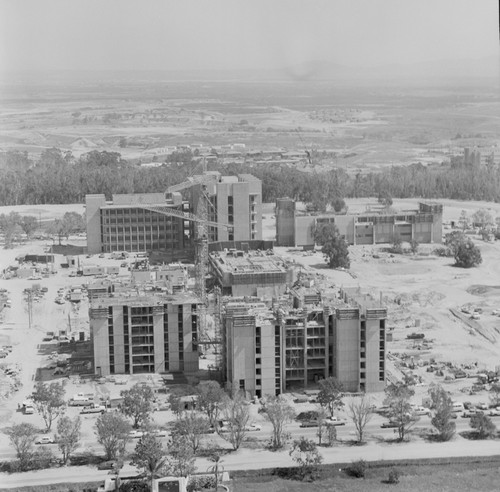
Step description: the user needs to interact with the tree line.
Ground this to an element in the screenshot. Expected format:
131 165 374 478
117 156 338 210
2 148 500 206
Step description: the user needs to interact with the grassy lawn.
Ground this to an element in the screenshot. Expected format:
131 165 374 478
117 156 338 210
232 459 500 492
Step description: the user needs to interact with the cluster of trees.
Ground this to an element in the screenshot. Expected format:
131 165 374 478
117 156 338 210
4 148 500 208
5 382 79 470
223 161 500 205
0 149 197 206
0 212 39 247
0 210 85 248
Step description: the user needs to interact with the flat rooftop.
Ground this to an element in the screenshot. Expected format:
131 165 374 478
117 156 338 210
90 290 199 309
210 250 289 274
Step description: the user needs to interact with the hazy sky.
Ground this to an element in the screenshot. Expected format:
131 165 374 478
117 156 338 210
0 0 498 73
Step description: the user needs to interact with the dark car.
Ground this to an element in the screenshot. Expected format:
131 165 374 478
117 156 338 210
300 420 319 428
381 421 399 428
97 460 116 470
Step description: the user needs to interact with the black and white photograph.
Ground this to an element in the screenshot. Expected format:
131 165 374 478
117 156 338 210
0 1 499 490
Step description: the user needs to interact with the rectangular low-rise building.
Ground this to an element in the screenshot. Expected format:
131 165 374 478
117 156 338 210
209 249 295 297
276 198 443 247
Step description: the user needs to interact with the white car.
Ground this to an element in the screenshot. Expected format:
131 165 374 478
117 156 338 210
150 429 168 437
35 436 56 445
325 416 347 426
413 406 431 416
492 309 500 316
129 430 145 439
471 313 481 320
244 423 262 432
488 408 500 416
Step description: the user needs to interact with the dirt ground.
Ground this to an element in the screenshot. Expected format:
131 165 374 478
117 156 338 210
0 197 499 468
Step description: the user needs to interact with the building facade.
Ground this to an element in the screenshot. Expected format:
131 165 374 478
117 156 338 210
85 173 262 259
276 199 443 247
90 293 200 377
222 288 387 397
86 192 193 260
224 302 280 399
190 173 262 243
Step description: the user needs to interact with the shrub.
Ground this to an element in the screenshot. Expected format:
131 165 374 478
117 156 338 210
387 468 401 484
346 459 367 478
187 475 216 492
120 481 150 492
296 411 319 421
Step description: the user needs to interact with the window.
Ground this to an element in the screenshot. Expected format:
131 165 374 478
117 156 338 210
256 379 261 386
256 368 261 375
239 379 245 390
256 358 261 365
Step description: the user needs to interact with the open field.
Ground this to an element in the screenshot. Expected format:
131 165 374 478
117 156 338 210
1 78 500 170
233 458 500 492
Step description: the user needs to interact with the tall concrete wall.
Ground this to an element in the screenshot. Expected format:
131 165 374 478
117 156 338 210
333 316 360 392
260 321 277 397
86 195 106 254
276 199 295 246
364 318 384 392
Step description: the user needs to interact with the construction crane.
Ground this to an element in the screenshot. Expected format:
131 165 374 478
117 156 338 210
138 169 229 362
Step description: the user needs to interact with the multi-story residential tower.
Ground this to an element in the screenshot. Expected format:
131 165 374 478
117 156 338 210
222 288 387 398
224 302 280 398
190 173 262 243
90 292 200 377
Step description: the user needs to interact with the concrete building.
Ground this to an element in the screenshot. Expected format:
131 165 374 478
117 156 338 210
276 198 443 247
85 173 263 260
209 249 295 297
222 287 387 397
224 301 280 399
90 292 200 377
190 172 262 243
86 192 193 261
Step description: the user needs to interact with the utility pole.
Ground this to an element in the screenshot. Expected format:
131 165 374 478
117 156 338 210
25 289 33 330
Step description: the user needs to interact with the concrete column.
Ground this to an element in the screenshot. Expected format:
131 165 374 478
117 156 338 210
303 318 308 389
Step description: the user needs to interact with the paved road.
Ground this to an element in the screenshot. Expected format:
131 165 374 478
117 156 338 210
2 433 500 489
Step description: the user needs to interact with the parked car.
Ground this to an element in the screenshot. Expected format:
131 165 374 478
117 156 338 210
244 423 262 432
35 436 56 445
129 430 145 439
413 406 431 416
462 409 484 418
325 416 347 426
23 405 35 415
488 408 500 416
299 420 319 428
381 421 399 428
97 460 117 470
80 404 106 414
476 402 489 411
150 429 168 437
